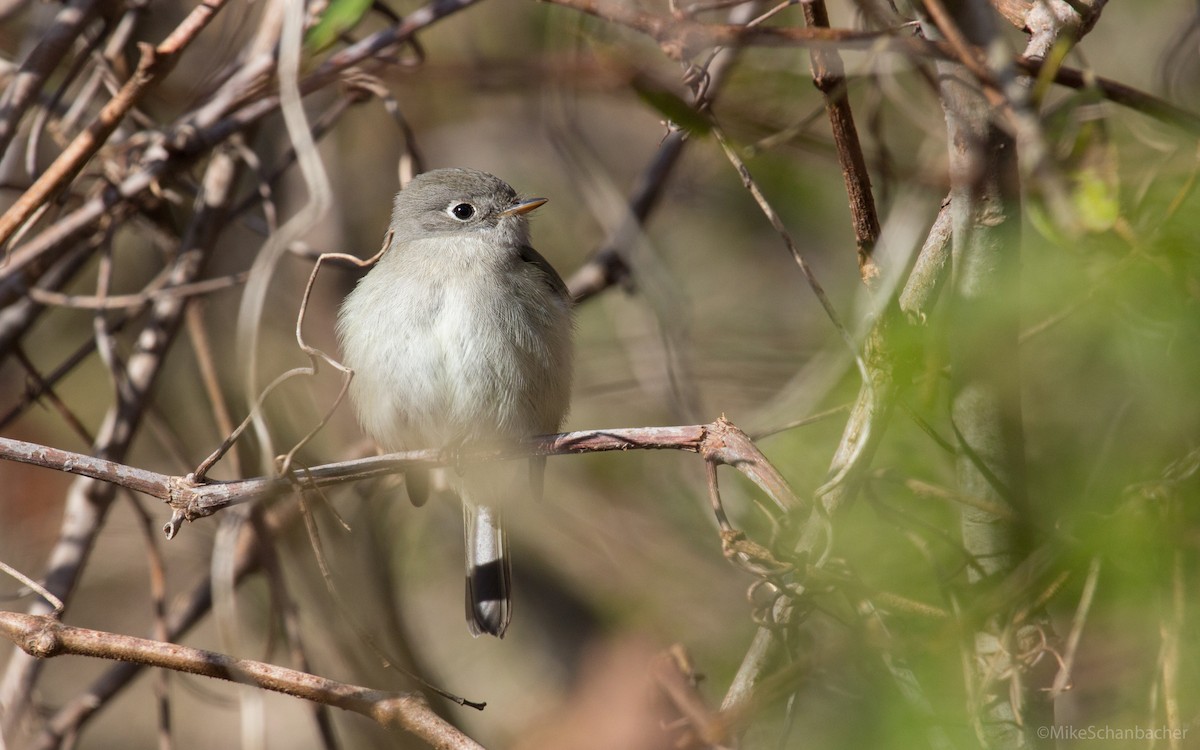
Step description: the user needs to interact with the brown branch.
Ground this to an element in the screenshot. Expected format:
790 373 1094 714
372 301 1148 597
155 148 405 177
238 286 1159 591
0 419 802 534
652 646 731 748
1017 57 1200 133
175 423 686 522
801 0 882 286
0 613 485 750
0 0 229 252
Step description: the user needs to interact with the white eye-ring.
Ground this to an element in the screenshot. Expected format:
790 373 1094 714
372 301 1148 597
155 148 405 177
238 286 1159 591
448 202 476 221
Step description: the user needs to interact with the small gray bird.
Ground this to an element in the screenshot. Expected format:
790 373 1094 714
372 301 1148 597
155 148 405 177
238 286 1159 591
337 168 573 638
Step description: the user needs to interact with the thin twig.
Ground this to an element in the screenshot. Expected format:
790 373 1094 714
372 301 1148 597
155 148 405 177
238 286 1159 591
1049 556 1100 698
190 243 386 484
0 562 65 616
711 123 875 499
27 271 249 309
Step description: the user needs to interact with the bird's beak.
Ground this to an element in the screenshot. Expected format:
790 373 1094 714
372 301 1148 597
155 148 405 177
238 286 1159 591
499 198 547 217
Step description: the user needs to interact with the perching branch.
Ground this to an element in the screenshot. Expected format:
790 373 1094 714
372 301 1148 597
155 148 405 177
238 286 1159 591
0 419 802 537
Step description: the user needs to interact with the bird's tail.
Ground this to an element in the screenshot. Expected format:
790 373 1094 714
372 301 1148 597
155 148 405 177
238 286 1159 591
463 502 511 638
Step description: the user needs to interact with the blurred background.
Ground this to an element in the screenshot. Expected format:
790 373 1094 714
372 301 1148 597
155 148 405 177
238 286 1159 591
1 0 1199 747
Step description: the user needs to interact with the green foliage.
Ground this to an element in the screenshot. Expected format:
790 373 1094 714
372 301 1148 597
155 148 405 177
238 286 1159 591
305 0 375 52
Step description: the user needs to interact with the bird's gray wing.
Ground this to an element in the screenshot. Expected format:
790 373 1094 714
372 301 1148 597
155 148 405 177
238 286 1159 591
518 244 571 302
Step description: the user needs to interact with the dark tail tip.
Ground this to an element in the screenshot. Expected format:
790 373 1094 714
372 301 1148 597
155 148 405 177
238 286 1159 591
466 559 511 638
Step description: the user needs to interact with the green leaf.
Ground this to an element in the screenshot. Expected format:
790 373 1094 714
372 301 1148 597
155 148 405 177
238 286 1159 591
306 0 375 53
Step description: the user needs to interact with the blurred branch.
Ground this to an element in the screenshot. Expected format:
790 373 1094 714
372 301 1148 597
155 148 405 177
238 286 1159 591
0 235 98 356
1049 556 1100 698
33 503 293 749
234 0 333 476
899 195 953 321
926 2 1052 746
565 0 762 303
539 0 901 60
0 149 241 734
991 0 1106 39
540 0 1200 134
1156 551 1185 749
0 0 230 252
0 0 482 295
0 0 100 158
0 612 485 750
652 646 731 749
27 271 249 309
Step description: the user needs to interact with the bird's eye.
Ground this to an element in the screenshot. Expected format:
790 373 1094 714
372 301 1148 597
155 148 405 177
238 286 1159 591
450 203 475 221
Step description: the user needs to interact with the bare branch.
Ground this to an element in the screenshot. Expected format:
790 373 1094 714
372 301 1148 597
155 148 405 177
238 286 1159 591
801 0 882 285
0 613 486 750
0 0 100 158
0 419 803 535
